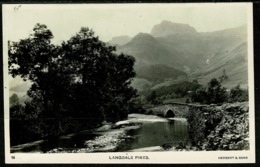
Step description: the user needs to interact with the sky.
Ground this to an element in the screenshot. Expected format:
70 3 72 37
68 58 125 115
3 3 250 44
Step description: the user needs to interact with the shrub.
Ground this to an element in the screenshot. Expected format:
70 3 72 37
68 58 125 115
228 84 248 102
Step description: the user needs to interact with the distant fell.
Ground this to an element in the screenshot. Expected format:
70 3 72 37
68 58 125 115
151 20 198 37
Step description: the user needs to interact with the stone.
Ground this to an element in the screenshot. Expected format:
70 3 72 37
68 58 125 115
161 143 173 150
229 143 236 150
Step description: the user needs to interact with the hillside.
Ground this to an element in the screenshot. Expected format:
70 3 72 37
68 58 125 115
117 21 248 90
194 42 248 89
117 33 179 67
135 64 187 83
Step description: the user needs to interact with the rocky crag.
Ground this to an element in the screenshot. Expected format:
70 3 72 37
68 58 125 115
187 102 249 150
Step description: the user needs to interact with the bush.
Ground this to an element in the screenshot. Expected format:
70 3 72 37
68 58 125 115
191 87 207 104
228 84 248 102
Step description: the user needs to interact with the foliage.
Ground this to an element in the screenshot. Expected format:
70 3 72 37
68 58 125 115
8 24 137 141
9 94 41 146
187 108 206 148
191 78 248 105
190 87 208 104
135 64 187 83
206 78 228 104
191 78 228 104
146 91 161 105
9 94 26 121
228 84 248 102
142 80 202 104
157 81 202 98
58 27 136 123
128 97 146 114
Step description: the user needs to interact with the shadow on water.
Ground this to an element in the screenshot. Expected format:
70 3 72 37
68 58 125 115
11 132 99 153
117 119 189 151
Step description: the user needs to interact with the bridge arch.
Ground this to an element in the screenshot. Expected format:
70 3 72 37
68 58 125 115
144 102 208 118
164 109 175 118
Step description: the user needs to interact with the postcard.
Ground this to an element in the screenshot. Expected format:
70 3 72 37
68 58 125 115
3 3 255 164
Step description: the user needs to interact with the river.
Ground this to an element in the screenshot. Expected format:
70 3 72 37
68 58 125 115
117 117 189 151
11 114 189 153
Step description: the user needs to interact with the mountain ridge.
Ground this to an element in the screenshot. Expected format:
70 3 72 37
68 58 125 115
118 21 248 90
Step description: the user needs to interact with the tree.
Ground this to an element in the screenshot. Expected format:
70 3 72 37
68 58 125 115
206 78 228 104
146 91 159 105
9 23 58 117
128 97 145 114
59 27 136 123
191 78 228 104
8 24 55 82
191 87 207 103
9 24 69 137
8 24 137 137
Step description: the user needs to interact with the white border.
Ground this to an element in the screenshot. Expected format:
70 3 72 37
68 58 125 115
3 3 255 164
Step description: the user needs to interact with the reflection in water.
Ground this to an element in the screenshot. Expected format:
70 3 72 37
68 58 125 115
118 120 188 151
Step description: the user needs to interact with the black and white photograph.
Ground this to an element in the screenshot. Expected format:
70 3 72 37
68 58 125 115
3 3 255 163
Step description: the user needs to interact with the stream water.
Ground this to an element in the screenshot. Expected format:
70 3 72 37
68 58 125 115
11 115 189 153
117 119 189 151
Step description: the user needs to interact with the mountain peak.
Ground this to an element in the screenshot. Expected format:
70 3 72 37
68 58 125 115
132 33 155 41
151 20 198 37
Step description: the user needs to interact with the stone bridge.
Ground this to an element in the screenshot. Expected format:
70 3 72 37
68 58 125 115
144 102 208 118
